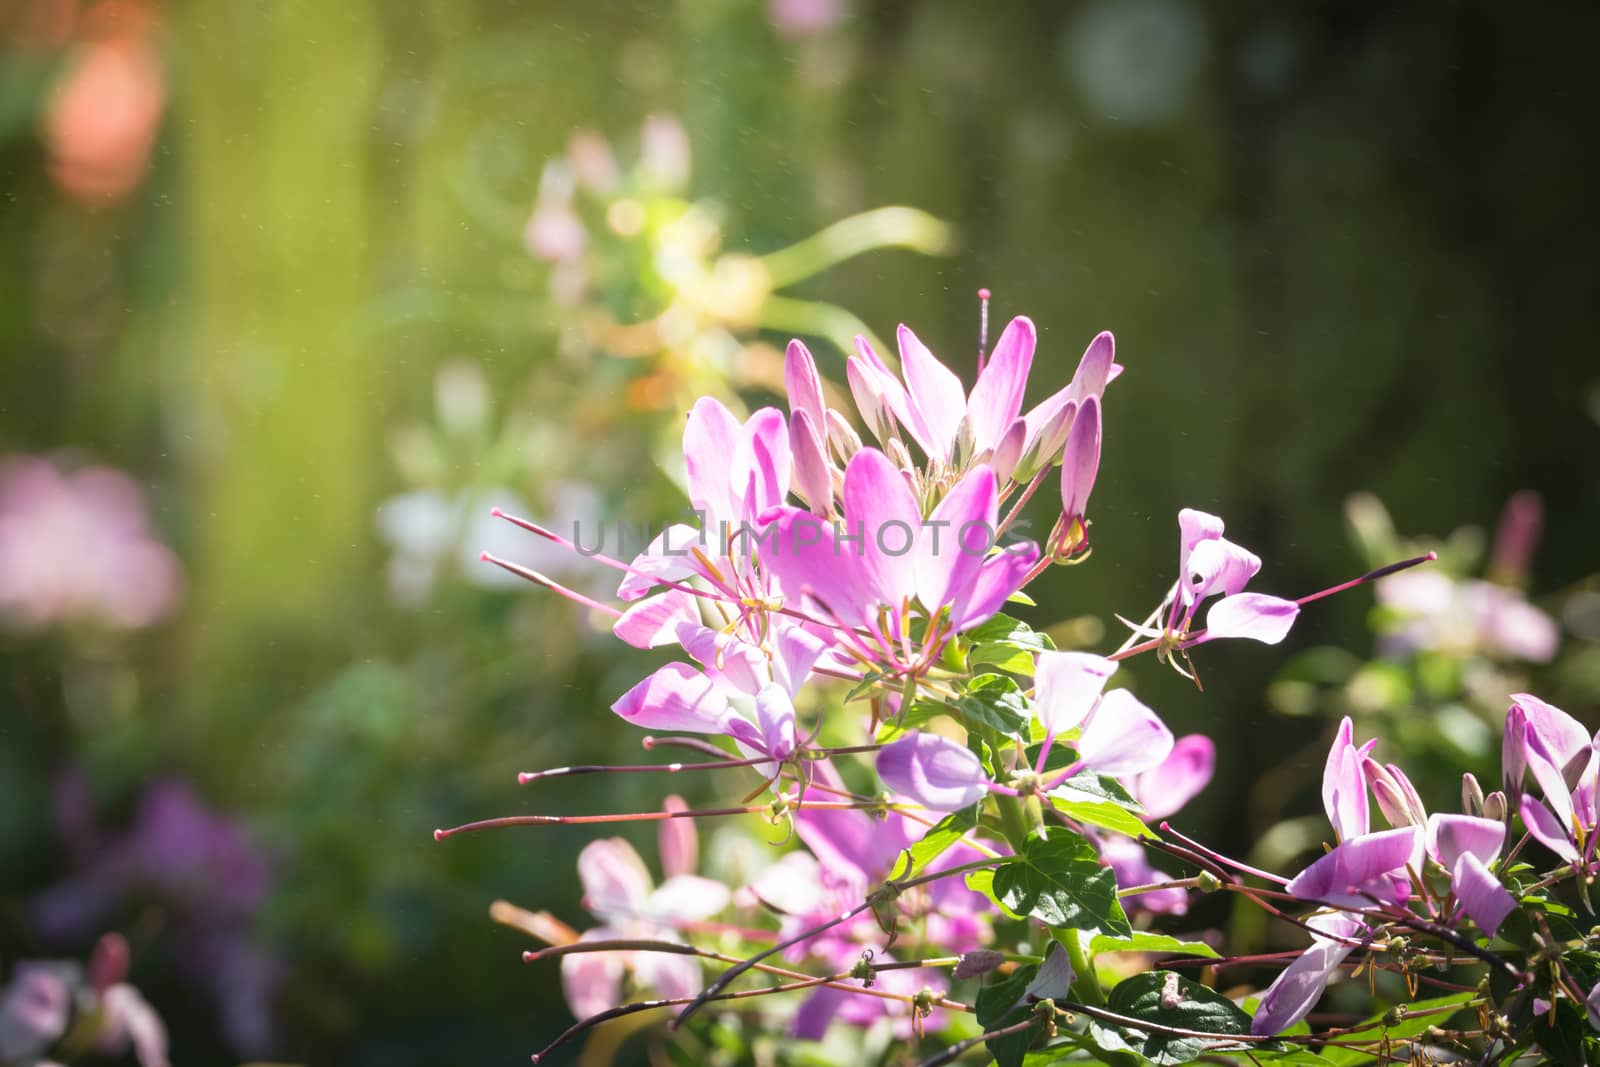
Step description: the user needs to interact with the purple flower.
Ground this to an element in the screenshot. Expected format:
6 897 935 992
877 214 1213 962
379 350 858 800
1284 826 1422 910
1323 717 1377 842
1505 694 1598 864
1174 509 1299 645
876 732 988 812
1250 911 1366 1036
1425 814 1515 936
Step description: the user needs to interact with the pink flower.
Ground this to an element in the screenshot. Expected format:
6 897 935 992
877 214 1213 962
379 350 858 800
0 456 182 631
560 832 730 1019
1250 912 1366 1036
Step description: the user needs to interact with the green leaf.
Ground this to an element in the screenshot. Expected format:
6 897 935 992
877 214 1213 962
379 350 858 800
1089 932 1220 959
968 612 1055 674
957 673 1030 737
1315 992 1475 1066
992 832 1131 936
976 963 1043 1067
905 807 979 875
1089 970 1253 1064
1051 794 1152 839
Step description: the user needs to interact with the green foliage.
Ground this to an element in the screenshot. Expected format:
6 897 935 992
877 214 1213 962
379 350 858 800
1089 971 1253 1064
967 613 1056 675
988 832 1131 936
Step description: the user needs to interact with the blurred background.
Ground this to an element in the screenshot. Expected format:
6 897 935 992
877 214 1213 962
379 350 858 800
2 1 1598 1064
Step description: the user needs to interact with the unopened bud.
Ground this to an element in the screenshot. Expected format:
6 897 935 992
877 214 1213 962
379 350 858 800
1011 399 1077 485
1462 773 1486 818
990 418 1027 484
1195 869 1223 893
847 347 898 445
952 414 976 469
1363 758 1428 828
885 436 916 475
1482 790 1508 822
825 408 863 466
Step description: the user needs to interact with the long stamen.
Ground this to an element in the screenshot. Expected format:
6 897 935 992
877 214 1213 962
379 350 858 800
517 753 775 784
433 799 925 840
1295 551 1438 607
478 552 620 617
976 287 991 373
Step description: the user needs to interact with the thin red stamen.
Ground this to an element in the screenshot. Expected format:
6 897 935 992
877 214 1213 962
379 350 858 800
479 552 621 617
1295 551 1438 607
517 753 775 784
432 800 921 840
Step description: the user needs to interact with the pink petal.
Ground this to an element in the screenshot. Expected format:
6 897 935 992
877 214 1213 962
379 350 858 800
1176 508 1225 580
966 316 1035 452
897 324 967 461
1066 331 1116 405
785 339 827 430
852 335 936 454
1059 395 1101 521
842 448 923 606
613 590 699 649
1019 392 1076 475
1077 689 1173 777
789 409 833 516
1184 536 1262 603
616 523 702 601
677 625 767 694
733 407 791 522
1033 651 1117 735
1512 693 1591 773
759 505 875 627
1132 734 1215 819
611 663 732 735
1285 827 1422 909
647 875 732 923
1586 981 1600 1030
1322 719 1371 842
578 839 655 920
1249 913 1364 1036
1426 813 1504 871
683 397 741 524
752 683 798 762
633 945 702 1002
949 541 1039 630
659 795 698 880
1520 794 1579 863
876 732 988 812
916 465 997 615
1450 851 1515 937
1203 593 1299 644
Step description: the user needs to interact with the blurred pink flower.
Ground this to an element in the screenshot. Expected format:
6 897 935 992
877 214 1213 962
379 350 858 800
42 0 166 202
0 456 182 631
769 0 847 38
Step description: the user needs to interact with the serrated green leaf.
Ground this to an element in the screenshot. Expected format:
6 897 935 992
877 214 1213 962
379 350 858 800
993 832 1131 936
1089 970 1252 1064
1089 932 1220 959
957 674 1031 737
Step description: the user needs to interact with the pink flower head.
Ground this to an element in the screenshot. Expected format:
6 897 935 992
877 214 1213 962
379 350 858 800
1171 509 1300 645
0 456 183 632
560 837 730 1019
1425 814 1515 936
760 449 1038 645
848 319 1037 465
611 614 829 775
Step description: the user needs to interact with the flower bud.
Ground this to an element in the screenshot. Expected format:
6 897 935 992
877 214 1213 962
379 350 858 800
1482 789 1508 822
1011 399 1077 485
990 418 1027 485
846 358 897 445
824 408 863 466
1363 758 1427 828
1462 772 1486 817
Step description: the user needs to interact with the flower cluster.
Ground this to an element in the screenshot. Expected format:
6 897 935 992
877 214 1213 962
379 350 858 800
440 299 1597 1066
